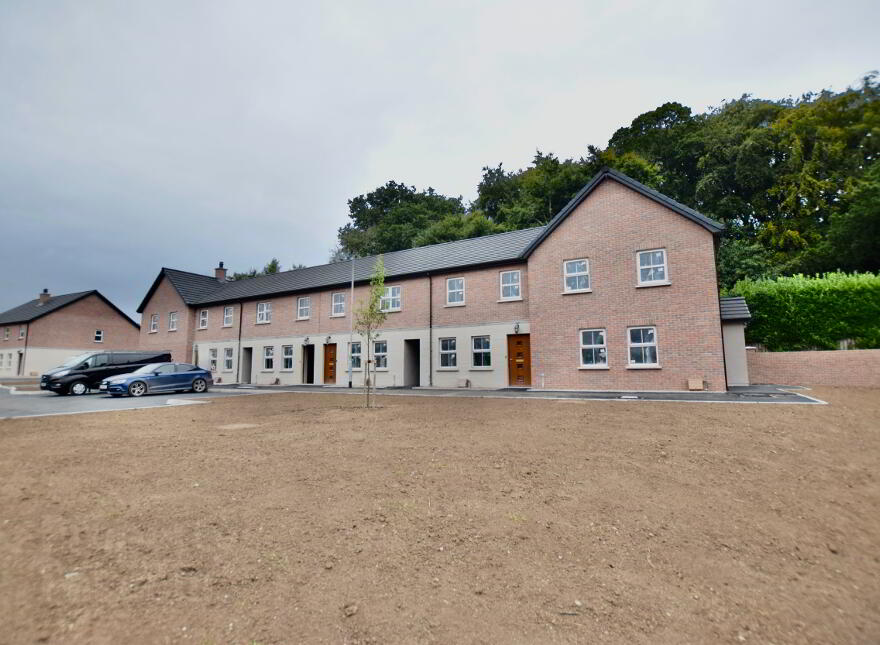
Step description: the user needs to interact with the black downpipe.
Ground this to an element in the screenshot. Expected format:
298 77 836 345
235 301 244 383
427 272 433 386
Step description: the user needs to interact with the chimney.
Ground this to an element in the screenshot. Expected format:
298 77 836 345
39 288 50 304
214 261 227 281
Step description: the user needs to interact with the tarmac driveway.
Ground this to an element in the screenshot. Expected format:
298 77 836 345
0 386 278 419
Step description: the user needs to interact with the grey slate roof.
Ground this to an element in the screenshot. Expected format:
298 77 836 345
0 290 139 328
137 226 546 312
521 167 724 257
719 296 751 321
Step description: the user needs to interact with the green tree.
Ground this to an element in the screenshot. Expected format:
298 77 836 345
412 211 507 247
353 257 388 408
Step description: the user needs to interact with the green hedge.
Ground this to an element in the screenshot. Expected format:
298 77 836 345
726 272 880 351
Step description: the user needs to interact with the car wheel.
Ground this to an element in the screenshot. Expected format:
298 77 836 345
68 380 88 396
192 378 207 393
128 381 147 397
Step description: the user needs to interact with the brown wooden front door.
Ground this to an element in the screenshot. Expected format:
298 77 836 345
507 334 531 386
323 343 337 384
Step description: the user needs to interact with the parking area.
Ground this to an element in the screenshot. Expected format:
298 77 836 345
0 385 278 419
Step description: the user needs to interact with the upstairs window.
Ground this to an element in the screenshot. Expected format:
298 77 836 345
168 311 178 331
472 336 491 367
637 249 668 286
149 314 159 333
19 325 25 339
579 329 607 367
331 293 345 316
3 328 8 341
297 297 311 320
446 278 465 305
500 270 521 300
256 302 272 324
564 259 590 292
223 306 234 327
628 327 659 366
198 309 208 329
380 286 401 312
94 329 104 343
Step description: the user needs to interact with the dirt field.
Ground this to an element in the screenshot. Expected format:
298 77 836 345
1 389 878 644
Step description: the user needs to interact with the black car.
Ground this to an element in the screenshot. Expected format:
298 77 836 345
40 350 173 395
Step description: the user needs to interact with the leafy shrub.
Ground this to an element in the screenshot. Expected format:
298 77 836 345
726 272 880 351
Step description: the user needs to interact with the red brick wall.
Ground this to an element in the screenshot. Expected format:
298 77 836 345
139 277 194 361
27 294 139 350
431 264 529 327
1 323 27 350
747 349 880 387
527 179 726 391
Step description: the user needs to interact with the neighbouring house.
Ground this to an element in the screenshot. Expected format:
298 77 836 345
135 168 749 391
0 289 141 377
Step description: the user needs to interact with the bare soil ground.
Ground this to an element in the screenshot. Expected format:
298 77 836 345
1 388 878 644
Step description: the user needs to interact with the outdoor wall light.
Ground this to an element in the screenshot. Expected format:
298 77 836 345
325 335 332 345
303 337 310 345
514 322 520 334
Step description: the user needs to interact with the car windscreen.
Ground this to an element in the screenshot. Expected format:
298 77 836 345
59 352 95 368
132 363 163 374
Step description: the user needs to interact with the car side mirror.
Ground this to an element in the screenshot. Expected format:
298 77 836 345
153 371 161 376
80 363 89 370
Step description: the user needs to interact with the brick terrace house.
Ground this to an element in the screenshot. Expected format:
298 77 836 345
0 289 141 377
136 168 750 392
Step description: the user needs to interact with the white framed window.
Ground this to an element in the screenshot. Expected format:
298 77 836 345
6 353 11 367
374 340 387 368
380 286 401 312
472 336 491 367
446 278 465 305
223 347 233 371
297 296 311 320
282 345 293 370
439 337 457 368
209 348 218 371
350 342 362 369
223 306 234 327
94 329 104 343
18 325 25 339
331 293 345 317
198 309 208 329
168 311 178 331
263 346 274 370
499 270 521 300
628 327 659 367
637 249 668 286
3 328 8 341
564 259 590 292
579 329 607 368
256 302 272 324
149 314 159 333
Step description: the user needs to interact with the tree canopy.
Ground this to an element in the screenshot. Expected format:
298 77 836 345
334 73 879 288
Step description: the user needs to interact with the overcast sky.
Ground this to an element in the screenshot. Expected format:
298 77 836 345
1 0 877 319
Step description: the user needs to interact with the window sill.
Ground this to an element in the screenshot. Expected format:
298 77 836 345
222 369 233 373
374 368 389 372
168 329 178 333
222 324 233 328
197 327 207 331
626 364 661 370
579 365 609 370
469 367 493 371
497 298 523 303
94 341 103 344
260 369 275 373
380 309 401 314
636 281 671 288
280 369 294 373
329 314 345 318
437 367 459 371
296 317 310 321
562 289 592 295
255 321 271 325
444 302 465 308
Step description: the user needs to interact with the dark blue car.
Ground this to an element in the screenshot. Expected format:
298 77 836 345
99 362 213 397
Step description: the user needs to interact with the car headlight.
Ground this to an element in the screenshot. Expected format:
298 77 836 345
53 370 70 378
109 379 126 384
